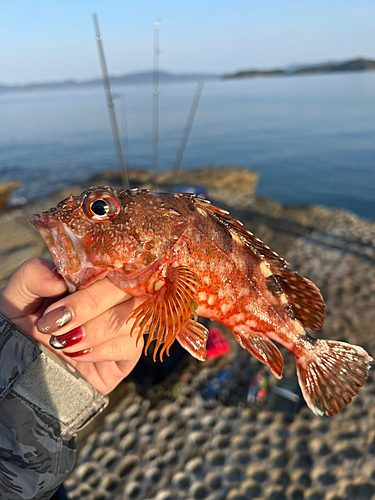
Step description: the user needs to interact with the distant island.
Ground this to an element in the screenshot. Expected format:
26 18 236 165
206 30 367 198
223 57 375 79
0 71 219 94
0 57 374 94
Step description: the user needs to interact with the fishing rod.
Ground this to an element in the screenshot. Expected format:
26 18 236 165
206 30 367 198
121 93 130 173
152 19 160 190
171 80 205 186
93 12 130 190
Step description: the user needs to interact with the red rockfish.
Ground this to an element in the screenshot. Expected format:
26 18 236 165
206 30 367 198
30 186 372 417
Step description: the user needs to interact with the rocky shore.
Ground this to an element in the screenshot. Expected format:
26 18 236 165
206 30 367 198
1 167 374 500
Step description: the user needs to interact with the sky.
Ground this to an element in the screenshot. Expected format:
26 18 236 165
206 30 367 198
0 0 374 85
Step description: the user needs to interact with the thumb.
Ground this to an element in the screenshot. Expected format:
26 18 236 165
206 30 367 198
0 258 68 320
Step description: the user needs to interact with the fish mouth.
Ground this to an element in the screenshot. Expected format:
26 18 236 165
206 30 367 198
30 214 76 272
30 213 102 291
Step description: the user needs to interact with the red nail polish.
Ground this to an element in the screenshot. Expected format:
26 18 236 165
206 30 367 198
64 347 93 358
49 327 84 350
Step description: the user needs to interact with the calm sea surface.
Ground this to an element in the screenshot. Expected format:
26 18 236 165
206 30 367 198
0 72 374 218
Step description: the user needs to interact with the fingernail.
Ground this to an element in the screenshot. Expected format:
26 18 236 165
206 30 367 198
37 307 72 334
64 347 93 358
49 327 84 350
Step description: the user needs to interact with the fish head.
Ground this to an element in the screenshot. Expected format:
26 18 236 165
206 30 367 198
30 186 187 291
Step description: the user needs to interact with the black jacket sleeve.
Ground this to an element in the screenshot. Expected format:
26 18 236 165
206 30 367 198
0 314 108 500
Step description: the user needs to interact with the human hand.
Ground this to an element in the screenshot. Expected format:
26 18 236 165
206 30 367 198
0 258 145 394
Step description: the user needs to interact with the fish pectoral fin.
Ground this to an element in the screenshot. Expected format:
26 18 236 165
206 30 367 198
234 331 284 379
127 266 200 361
296 337 372 417
177 319 208 361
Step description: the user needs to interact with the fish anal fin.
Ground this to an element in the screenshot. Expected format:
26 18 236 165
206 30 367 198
296 338 372 417
276 270 325 331
234 331 284 379
127 266 200 361
176 319 208 361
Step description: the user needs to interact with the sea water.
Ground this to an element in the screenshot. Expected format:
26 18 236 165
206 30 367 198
0 72 374 219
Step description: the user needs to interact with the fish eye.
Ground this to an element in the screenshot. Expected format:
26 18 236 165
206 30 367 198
91 199 109 216
83 189 120 222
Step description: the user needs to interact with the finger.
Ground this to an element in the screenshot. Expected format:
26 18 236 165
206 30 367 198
0 258 67 319
70 356 144 394
37 296 147 394
37 277 138 335
60 325 145 365
48 296 145 352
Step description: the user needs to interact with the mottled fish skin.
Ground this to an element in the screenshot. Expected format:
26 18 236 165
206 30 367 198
30 186 372 417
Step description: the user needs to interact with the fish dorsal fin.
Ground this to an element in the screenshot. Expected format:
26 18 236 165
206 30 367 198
190 196 288 267
127 266 201 361
275 270 325 331
190 196 325 332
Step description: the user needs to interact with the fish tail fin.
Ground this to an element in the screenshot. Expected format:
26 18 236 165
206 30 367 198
296 338 372 417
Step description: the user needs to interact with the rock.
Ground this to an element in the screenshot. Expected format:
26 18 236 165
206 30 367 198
253 429 270 444
289 454 313 471
206 450 226 467
324 452 343 468
341 479 375 500
367 429 375 454
240 480 262 498
325 493 344 500
157 166 259 199
308 437 331 456
290 469 311 488
205 472 222 491
223 464 244 483
303 489 324 500
332 441 362 460
287 436 308 454
262 485 287 500
230 450 251 465
211 434 231 449
101 474 121 493
0 181 22 212
269 449 290 468
226 489 248 500
155 491 176 500
246 465 268 483
310 465 337 486
115 455 139 478
269 468 290 487
285 486 304 500
115 421 130 439
213 420 233 436
118 432 137 453
186 457 206 478
249 443 269 460
99 449 121 469
189 482 210 500
123 481 143 499
237 423 257 438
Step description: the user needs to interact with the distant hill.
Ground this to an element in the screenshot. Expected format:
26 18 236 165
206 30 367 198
293 57 375 75
1 57 374 94
223 57 375 80
0 71 219 94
